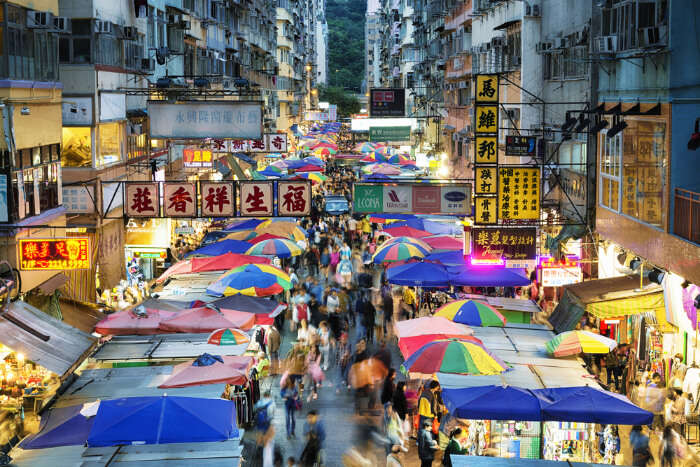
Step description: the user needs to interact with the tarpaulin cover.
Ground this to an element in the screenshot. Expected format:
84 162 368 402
87 396 238 447
442 385 544 421
158 306 255 333
226 218 265 231
185 239 253 257
386 261 451 287
423 236 464 251
20 404 95 449
210 294 282 325
158 355 252 388
94 308 179 336
424 250 466 266
388 219 460 236
534 386 653 425
156 252 269 283
394 317 473 338
447 265 530 287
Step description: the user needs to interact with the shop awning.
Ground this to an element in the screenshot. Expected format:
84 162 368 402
549 276 673 333
0 301 96 378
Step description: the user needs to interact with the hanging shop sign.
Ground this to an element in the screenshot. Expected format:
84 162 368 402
352 183 471 215
498 166 540 220
125 218 171 248
475 166 498 195
505 135 537 157
201 182 235 217
163 183 196 217
305 111 330 122
147 101 262 139
277 181 312 216
474 136 498 164
474 196 498 225
475 105 499 134
369 88 406 117
239 181 274 217
125 183 159 218
471 228 537 263
183 148 213 168
62 185 96 214
212 134 289 153
540 256 582 287
369 126 411 142
18 238 90 271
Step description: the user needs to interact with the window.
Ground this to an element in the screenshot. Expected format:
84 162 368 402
558 142 587 175
157 10 166 48
599 129 621 212
148 7 156 48
59 19 92 64
97 122 124 167
125 35 144 70
458 88 470 106
95 34 122 67
61 127 92 167
544 46 588 80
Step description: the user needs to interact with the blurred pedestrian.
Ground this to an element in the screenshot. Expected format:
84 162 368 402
442 427 468 466
266 324 281 374
300 410 326 467
381 368 396 405
384 402 408 453
630 425 651 467
393 381 409 434
281 378 300 440
386 445 403 467
306 344 324 402
419 380 441 430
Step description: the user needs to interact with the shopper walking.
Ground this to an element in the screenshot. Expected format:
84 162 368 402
630 425 652 467
418 420 439 467
281 379 300 440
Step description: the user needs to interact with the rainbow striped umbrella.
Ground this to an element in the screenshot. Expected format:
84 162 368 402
356 142 378 153
382 236 432 251
206 264 292 297
434 300 506 327
545 331 617 357
245 238 302 258
400 338 509 375
373 241 431 263
207 328 251 345
293 172 327 184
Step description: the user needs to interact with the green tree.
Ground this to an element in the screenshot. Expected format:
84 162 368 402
326 0 367 91
318 86 361 118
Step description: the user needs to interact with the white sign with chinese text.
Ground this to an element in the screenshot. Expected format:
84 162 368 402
125 183 159 218
148 101 263 139
201 182 235 217
541 266 582 287
239 181 273 217
277 181 311 216
163 183 196 217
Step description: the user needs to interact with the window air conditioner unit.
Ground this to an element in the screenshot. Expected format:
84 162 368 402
95 20 113 34
595 35 617 53
53 17 71 33
27 11 53 28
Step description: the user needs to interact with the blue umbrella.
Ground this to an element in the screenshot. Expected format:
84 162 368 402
386 261 450 287
424 250 466 266
447 265 530 287
226 219 264 231
192 353 224 366
302 156 326 166
185 239 253 257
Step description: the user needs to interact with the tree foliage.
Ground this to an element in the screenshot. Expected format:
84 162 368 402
318 85 361 118
326 0 367 92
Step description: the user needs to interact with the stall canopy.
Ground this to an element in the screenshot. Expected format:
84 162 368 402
156 252 270 283
0 301 96 378
94 307 180 336
442 385 543 421
87 396 238 447
450 457 626 467
534 386 653 425
447 265 530 287
184 239 253 257
20 404 96 449
158 306 255 333
548 276 671 333
158 354 253 388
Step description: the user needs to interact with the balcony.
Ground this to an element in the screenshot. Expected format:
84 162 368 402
674 188 700 245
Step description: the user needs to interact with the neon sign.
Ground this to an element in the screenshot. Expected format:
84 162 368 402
18 238 90 271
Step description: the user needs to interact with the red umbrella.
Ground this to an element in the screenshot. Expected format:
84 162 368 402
423 236 464 251
398 333 483 360
95 308 179 336
158 355 255 388
158 306 255 333
293 164 325 173
383 226 433 238
248 233 286 245
156 253 270 283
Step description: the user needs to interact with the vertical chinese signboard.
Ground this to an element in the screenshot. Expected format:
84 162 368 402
473 74 499 225
125 183 159 218
239 181 273 217
498 166 540 220
277 181 311 216
201 182 234 217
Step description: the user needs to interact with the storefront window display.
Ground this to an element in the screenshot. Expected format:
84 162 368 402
61 127 92 168
543 422 596 462
97 122 125 167
490 420 541 459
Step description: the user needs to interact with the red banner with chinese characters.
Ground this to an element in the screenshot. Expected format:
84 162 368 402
239 181 273 216
277 181 311 216
163 183 196 217
125 183 159 218
201 182 235 217
19 238 90 270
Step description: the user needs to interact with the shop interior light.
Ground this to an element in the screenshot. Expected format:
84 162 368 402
629 257 643 271
648 268 665 284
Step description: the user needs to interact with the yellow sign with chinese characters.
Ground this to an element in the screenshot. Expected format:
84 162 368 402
475 166 498 195
475 106 499 134
475 75 499 103
498 166 540 220
474 136 498 164
474 196 498 225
